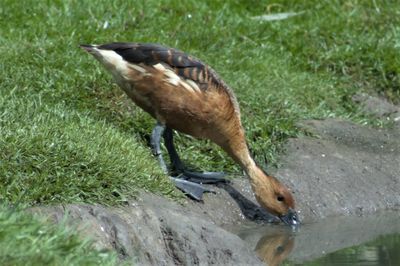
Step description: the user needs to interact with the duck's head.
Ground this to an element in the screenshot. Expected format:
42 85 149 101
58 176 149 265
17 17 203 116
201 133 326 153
250 167 299 227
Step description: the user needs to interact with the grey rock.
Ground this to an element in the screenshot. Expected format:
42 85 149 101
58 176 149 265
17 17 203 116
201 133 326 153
352 93 400 120
31 197 264 266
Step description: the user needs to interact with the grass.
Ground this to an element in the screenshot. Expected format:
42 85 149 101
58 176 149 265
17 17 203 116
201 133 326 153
0 94 173 205
0 205 117 266
0 0 399 264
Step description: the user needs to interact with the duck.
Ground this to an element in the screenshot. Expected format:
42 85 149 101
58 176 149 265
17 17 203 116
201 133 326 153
80 42 299 226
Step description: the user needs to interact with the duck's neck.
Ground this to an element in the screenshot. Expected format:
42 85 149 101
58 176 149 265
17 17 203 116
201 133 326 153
221 130 269 187
227 141 256 174
220 129 279 211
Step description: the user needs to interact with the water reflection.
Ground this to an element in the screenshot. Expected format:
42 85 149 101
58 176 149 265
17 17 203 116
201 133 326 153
255 231 294 266
304 234 400 266
228 212 400 265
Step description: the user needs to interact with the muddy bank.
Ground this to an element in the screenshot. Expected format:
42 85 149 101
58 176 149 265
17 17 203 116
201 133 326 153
275 118 400 223
182 117 400 224
31 100 400 264
31 196 264 265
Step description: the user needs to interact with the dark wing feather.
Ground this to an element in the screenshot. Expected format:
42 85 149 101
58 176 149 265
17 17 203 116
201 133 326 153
98 42 220 87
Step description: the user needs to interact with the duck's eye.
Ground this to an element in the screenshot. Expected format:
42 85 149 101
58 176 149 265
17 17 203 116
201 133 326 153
276 246 284 254
277 195 285 202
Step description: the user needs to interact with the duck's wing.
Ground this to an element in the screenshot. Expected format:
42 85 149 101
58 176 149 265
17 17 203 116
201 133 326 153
98 42 221 89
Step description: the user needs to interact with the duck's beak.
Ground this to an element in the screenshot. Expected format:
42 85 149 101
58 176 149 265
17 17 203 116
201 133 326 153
280 208 300 227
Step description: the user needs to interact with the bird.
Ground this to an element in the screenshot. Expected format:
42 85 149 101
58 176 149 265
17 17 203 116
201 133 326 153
80 42 299 226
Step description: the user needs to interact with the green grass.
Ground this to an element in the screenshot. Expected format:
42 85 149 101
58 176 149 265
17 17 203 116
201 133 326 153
0 92 174 205
0 205 117 266
0 0 399 263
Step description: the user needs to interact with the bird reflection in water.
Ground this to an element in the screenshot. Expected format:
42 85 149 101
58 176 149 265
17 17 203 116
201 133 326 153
218 182 295 265
255 232 294 266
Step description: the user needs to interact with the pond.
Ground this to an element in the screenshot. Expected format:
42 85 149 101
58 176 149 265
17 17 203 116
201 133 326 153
227 211 400 266
301 234 400 266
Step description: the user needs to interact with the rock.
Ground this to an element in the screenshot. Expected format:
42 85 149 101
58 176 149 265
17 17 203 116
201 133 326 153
352 93 400 120
31 196 264 265
275 118 400 222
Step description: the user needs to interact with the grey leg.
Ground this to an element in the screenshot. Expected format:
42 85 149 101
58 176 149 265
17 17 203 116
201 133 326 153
163 127 227 184
150 122 168 173
163 127 185 172
151 122 213 201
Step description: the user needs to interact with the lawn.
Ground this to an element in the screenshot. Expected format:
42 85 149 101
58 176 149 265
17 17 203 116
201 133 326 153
0 205 117 266
1 0 399 264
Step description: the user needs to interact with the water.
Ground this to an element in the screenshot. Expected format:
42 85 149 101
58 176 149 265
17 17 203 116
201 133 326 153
303 234 400 266
227 211 400 266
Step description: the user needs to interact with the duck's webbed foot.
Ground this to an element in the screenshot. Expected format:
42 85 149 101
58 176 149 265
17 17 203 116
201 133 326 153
163 127 229 185
170 177 215 201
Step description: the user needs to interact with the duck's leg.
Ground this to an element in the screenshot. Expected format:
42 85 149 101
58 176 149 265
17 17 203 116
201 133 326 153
150 122 212 200
163 127 228 184
151 122 168 173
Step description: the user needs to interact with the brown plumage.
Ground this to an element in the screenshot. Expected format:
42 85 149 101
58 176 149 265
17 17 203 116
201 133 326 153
80 42 298 225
